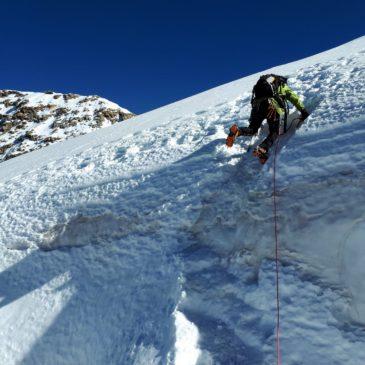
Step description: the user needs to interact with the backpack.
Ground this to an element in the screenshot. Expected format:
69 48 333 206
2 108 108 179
251 74 288 104
251 74 290 132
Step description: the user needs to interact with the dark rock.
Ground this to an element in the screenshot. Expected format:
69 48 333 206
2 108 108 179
13 106 39 121
1 122 13 132
43 136 61 143
14 134 26 143
55 107 69 117
0 90 24 98
25 131 39 141
0 114 11 122
4 99 16 108
119 111 135 121
93 108 134 126
5 151 25 160
0 144 12 154
63 93 79 101
82 96 99 103
52 117 80 129
14 99 29 108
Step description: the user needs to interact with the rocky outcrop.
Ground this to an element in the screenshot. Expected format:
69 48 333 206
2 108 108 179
0 90 134 161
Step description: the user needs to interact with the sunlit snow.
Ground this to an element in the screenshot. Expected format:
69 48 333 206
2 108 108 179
0 36 364 364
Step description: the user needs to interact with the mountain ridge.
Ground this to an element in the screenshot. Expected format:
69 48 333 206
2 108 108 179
0 89 134 161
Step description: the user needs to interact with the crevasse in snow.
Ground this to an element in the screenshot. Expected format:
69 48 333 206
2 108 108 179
0 37 364 364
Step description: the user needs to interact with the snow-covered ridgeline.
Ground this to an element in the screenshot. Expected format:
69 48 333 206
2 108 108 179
0 90 134 161
0 36 364 183
0 37 364 364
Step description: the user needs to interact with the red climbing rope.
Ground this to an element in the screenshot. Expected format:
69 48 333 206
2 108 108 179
273 138 282 365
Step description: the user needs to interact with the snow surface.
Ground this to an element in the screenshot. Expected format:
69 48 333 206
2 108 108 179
0 36 364 364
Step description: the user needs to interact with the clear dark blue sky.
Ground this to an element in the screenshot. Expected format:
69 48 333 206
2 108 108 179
2 0 363 113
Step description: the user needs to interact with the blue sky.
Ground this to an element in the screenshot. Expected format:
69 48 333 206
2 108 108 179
2 0 363 113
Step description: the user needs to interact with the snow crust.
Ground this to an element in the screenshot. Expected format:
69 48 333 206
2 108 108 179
0 36 364 364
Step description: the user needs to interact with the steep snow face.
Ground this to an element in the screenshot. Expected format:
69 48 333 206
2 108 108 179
0 37 364 365
0 90 134 161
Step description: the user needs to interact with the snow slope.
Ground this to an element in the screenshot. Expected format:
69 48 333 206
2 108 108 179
0 36 364 364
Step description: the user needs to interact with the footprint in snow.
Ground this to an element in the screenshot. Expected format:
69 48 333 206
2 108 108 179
114 147 126 160
126 145 140 155
113 145 140 162
79 161 95 173
214 101 227 108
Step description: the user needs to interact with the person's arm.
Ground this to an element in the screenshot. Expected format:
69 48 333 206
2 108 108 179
282 84 310 120
282 84 304 111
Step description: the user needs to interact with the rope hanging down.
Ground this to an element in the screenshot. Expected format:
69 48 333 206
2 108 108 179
273 138 282 365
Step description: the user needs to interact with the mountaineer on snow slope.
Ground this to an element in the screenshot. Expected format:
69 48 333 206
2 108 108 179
226 74 310 163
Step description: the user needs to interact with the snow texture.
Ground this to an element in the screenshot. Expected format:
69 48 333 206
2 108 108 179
0 36 364 364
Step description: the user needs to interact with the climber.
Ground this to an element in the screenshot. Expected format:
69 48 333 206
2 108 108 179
226 74 309 163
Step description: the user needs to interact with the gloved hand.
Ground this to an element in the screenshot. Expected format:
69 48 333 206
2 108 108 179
300 108 310 121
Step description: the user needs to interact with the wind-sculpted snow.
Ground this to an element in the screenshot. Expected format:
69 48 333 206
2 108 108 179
0 37 364 364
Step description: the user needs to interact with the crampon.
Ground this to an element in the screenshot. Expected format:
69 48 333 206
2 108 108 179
253 146 269 164
226 124 240 147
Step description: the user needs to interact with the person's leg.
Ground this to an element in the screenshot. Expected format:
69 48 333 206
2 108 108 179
226 99 266 147
259 112 280 151
239 101 266 136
